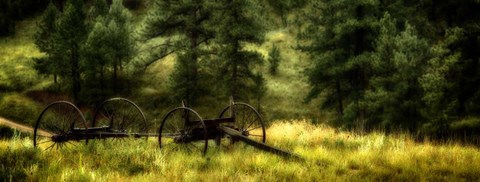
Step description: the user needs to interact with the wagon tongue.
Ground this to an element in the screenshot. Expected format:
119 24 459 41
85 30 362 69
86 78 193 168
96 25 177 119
218 126 304 161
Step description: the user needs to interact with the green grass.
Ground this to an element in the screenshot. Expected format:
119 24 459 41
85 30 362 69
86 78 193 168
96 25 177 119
2 120 480 181
245 29 325 121
0 93 43 126
0 17 50 92
0 10 323 123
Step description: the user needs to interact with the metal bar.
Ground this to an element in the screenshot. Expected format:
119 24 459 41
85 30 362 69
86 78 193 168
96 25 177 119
71 126 110 132
204 117 235 123
218 126 304 161
69 132 160 140
189 118 234 127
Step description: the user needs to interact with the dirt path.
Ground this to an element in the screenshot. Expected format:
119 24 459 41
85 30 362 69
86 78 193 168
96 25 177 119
0 117 52 137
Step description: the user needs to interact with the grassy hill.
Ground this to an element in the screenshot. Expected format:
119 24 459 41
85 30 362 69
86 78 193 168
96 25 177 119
2 120 480 181
0 11 325 126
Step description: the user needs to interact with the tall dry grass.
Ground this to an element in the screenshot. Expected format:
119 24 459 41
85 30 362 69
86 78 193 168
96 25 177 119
2 120 480 181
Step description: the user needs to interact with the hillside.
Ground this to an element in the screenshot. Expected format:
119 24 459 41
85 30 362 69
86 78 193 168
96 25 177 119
0 13 321 125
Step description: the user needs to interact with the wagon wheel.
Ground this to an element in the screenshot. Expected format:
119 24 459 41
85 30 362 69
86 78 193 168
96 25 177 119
92 98 147 137
34 101 87 150
158 107 208 155
218 102 266 145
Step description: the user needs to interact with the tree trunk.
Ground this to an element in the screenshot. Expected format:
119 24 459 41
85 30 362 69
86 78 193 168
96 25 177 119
113 56 119 92
231 42 239 99
71 44 81 105
187 6 199 104
336 79 343 116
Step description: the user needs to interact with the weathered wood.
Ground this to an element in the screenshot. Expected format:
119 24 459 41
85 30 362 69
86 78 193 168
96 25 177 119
203 118 234 127
218 126 304 161
64 131 159 140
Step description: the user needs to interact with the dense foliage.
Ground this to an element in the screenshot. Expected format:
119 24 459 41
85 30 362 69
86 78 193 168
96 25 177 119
299 0 480 135
33 0 135 105
0 0 50 36
139 0 266 105
2 0 480 136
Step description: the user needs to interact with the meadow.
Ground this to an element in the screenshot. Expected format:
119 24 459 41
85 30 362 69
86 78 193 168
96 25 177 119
2 120 480 181
2 3 480 181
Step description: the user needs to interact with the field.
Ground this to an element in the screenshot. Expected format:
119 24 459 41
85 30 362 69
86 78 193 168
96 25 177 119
2 120 480 181
2 4 480 182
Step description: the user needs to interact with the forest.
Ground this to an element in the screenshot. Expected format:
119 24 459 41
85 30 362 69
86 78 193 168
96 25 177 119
1 0 480 181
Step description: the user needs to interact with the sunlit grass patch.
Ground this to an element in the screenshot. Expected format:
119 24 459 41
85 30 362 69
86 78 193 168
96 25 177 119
1 120 480 181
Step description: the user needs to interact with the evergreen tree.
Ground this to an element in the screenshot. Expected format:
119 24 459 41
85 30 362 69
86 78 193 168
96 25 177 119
106 0 134 90
268 43 281 75
82 0 134 104
34 1 60 84
53 0 87 103
140 0 213 105
419 28 463 132
212 0 266 101
411 0 480 133
82 17 112 103
266 0 307 26
365 14 430 132
87 0 109 25
299 0 379 131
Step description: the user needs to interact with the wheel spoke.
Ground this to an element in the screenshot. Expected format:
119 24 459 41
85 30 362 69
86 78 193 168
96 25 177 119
159 107 206 155
37 140 52 144
45 143 55 151
246 117 260 131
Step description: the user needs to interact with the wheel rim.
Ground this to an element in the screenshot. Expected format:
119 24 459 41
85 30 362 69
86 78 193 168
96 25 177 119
92 98 147 135
159 107 208 155
34 101 87 151
219 103 266 143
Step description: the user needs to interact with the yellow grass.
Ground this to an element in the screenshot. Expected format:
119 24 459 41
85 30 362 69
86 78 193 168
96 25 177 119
2 120 480 181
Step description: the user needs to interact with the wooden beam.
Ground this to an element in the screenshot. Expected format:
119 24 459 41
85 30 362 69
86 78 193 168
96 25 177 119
219 126 304 161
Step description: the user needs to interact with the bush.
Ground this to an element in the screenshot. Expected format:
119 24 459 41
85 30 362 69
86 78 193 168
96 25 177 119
0 93 42 126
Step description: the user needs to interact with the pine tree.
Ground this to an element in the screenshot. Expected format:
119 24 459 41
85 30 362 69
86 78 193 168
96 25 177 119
419 28 463 131
106 0 134 90
299 0 379 131
266 0 307 26
87 0 109 26
212 0 266 101
82 17 112 103
34 1 60 84
268 43 281 75
412 0 480 133
89 0 109 20
140 0 213 105
54 0 87 103
82 0 134 104
365 14 430 132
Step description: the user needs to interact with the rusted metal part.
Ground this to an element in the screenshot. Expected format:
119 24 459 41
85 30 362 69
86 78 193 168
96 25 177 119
33 97 304 161
219 126 304 161
33 98 149 150
34 101 87 149
158 106 208 155
92 97 148 134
